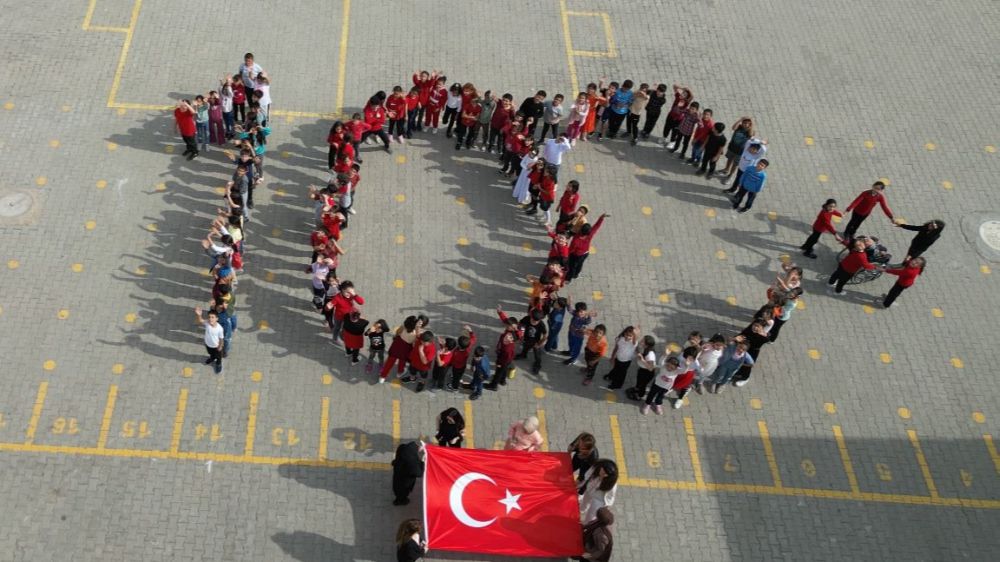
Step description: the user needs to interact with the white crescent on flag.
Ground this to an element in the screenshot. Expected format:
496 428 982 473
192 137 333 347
449 472 497 528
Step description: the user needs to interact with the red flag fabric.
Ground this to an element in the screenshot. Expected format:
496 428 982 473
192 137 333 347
423 445 583 558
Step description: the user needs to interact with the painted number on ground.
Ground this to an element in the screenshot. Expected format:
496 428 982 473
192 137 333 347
801 459 816 477
271 427 300 446
876 463 893 481
0 412 6 428
646 451 662 468
195 423 223 441
51 417 79 435
342 431 372 451
121 420 151 438
960 469 973 488
724 454 740 473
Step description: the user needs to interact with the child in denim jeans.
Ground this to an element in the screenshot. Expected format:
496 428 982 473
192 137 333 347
469 346 490 400
194 95 210 152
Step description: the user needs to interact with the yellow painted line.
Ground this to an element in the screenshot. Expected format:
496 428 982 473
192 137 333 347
758 420 783 488
89 25 129 33
565 10 603 16
170 388 188 454
832 425 860 494
82 0 97 29
335 0 351 117
244 391 259 457
318 397 330 460
24 382 49 445
570 50 613 58
600 13 617 57
0 442 390 471
392 399 400 449
683 417 705 488
96 385 119 449
907 429 939 499
464 400 475 449
558 0 580 94
536 409 549 452
106 0 143 108
609 415 629 483
984 434 1000 475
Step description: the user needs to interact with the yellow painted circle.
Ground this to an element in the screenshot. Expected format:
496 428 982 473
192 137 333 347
107 142 118 151
117 108 127 116
393 279 405 288
986 145 997 153
135 266 147 276
749 398 763 410
589 245 597 254
155 182 166 192
455 196 466 205
264 271 276 282
880 353 893 364
574 164 585 173
61 105 71 112
533 387 545 399
7 260 19 269
972 412 986 424
457 237 469 246
641 206 652 216
70 263 83 273
808 349 821 360
280 151 291 158
658 293 670 303
715 250 727 260
96 180 108 189
258 320 269 330
182 367 193 378
705 208 716 218
214 187 226 195
725 296 737 306
604 392 617 403
941 181 953 190
864 140 875 149
767 211 778 221
458 281 471 291
951 357 964 369
43 360 56 371
650 248 662 257
112 363 125 375
521 242 533 252
931 308 944 318
85 221 96 231
3 102 13 110
824 402 837 414
146 223 158 232
49 140 60 148
271 228 281 237
395 155 407 164
804 136 814 146
57 309 70 319
164 145 175 153
35 177 47 186
862 305 875 314
395 194 406 203
897 407 911 420
592 290 604 301
817 174 828 183
251 371 263 382
322 373 333 385
395 234 406 244
981 265 992 275
924 142 936 151
832 215 842 224
124 313 137 323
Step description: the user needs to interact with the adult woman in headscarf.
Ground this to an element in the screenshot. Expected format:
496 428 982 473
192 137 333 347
395 519 427 562
504 415 544 452
896 219 944 261
573 507 614 562
579 459 618 523
568 432 600 483
435 407 465 447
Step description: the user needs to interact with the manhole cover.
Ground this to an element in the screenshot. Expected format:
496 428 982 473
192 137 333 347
0 191 33 218
980 221 1000 252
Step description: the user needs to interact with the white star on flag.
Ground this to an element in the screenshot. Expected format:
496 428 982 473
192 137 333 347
497 489 522 515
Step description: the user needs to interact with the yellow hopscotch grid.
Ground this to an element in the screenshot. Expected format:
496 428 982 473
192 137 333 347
559 0 618 94
81 0 350 118
2 381 1000 510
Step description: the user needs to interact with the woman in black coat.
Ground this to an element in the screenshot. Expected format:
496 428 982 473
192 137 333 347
897 219 944 261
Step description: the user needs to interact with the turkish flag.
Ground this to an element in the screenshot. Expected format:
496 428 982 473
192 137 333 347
423 445 583 558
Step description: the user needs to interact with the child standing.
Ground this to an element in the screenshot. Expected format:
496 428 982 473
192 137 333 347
723 135 767 190
641 356 680 415
431 338 456 392
668 102 700 157
602 325 641 390
443 83 463 138
640 84 668 139
566 213 608 282
518 90 547 136
626 83 649 145
385 86 408 144
581 324 608 385
194 95 210 153
694 334 725 394
565 92 590 145
454 93 482 150
361 95 391 153
208 91 226 145
687 109 714 165
487 94 514 153
668 347 702 409
406 331 437 393
731 159 769 213
562 302 595 364
625 336 657 400
661 85 693 144
342 311 369 366
697 122 728 177
544 297 568 352
604 80 633 139
424 77 448 132
486 331 517 391
538 94 565 141
365 319 388 374
719 116 755 181
475 91 497 149
469 346 490 400
802 199 844 258
447 326 476 392
412 69 439 131
709 339 755 393
882 257 925 308
404 87 421 138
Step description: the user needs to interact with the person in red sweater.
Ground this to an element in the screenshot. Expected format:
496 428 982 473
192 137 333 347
499 117 526 176
404 87 421 138
486 331 517 391
843 181 894 240
446 326 476 392
545 225 571 267
487 94 515 153
324 280 364 342
424 77 448 132
361 94 391 152
343 113 372 164
801 198 845 258
342 311 369 365
881 257 925 308
174 100 198 159
566 213 608 282
385 86 409 144
404 331 437 392
412 69 439 131
326 121 347 169
827 238 875 294
525 167 556 217
454 93 482 150
687 109 715 165
557 180 581 225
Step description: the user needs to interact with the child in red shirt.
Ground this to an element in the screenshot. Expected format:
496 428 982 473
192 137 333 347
487 94 515 153
557 180 581 225
499 118 526 176
802 198 844 258
447 326 476 391
342 311 369 365
454 93 482 150
412 69 439 131
431 338 457 392
545 225 570 267
385 86 408 144
361 95 391 152
524 168 557 224
404 87 420 138
344 113 372 164
424 77 448 132
827 238 876 294
687 109 715 165
405 331 437 392
882 257 925 308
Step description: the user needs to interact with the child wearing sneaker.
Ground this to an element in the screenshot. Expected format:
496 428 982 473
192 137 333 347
407 331 437 392
469 346 489 400
709 339 755 393
447 326 475 391
693 334 725 394
431 338 457 392
342 311 369 365
581 325 608 385
642 356 680 415
366 319 388 375
801 199 844 259
668 347 702 409
625 335 657 401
